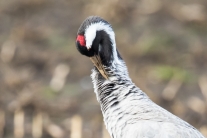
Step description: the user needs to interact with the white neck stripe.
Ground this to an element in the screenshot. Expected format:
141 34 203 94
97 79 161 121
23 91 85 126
84 22 114 48
84 22 120 65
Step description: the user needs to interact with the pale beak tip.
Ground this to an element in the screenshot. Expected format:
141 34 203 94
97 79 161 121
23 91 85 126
87 46 91 51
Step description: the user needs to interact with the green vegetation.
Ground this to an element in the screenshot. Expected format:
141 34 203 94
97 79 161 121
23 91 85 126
154 65 195 83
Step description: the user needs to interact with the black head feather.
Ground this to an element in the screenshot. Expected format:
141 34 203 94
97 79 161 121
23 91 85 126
77 16 111 35
76 16 116 66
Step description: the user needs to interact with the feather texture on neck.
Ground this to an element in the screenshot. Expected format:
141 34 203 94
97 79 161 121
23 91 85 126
91 59 149 138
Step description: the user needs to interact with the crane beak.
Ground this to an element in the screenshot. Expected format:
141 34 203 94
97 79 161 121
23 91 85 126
87 47 91 51
90 54 109 80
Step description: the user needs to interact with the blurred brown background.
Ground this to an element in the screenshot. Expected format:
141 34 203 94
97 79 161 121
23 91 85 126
0 0 207 138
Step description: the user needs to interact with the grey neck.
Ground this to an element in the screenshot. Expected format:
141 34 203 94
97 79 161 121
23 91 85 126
91 59 149 138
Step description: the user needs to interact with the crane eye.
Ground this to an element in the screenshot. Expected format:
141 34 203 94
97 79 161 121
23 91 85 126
76 35 86 46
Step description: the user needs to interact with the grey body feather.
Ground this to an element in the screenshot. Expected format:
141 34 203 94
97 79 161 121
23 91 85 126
76 16 205 138
91 60 204 138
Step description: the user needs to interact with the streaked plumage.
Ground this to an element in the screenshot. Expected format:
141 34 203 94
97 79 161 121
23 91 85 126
76 16 205 138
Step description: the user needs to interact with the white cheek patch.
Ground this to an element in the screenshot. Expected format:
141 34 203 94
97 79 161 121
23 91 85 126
85 26 96 49
84 21 121 65
84 22 114 50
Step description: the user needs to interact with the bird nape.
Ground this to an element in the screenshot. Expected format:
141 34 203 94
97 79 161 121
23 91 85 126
75 16 205 138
